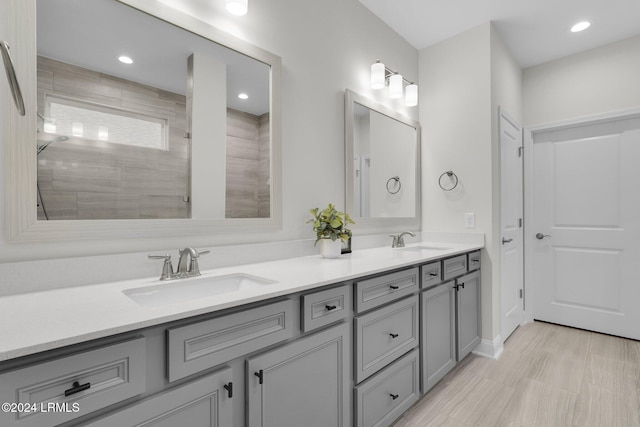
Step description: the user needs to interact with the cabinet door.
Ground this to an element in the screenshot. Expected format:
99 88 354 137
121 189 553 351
421 281 456 393
84 368 233 427
246 322 350 427
456 270 481 361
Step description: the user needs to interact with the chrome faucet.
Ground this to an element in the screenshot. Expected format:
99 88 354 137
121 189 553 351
390 231 416 248
176 247 210 278
149 247 210 281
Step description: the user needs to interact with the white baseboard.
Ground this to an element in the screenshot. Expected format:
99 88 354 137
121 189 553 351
472 335 504 360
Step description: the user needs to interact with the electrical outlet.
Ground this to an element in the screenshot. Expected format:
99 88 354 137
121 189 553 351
464 213 475 229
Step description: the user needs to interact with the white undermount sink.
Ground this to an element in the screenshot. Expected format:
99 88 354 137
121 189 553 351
398 245 451 252
123 273 277 308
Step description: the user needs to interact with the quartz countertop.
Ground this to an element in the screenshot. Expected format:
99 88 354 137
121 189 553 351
0 241 482 362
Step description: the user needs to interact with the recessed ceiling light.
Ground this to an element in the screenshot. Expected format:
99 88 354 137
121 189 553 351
571 21 591 33
118 55 133 64
238 93 249 100
226 0 248 16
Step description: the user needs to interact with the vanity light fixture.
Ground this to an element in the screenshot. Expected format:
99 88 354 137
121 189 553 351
389 74 403 99
370 60 418 107
371 60 386 89
118 55 133 64
405 84 418 107
571 21 591 32
226 0 248 16
238 92 249 100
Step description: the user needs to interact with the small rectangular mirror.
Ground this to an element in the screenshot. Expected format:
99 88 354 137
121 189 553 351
345 90 421 231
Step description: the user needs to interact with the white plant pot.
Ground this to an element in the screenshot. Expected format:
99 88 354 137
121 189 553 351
319 238 342 258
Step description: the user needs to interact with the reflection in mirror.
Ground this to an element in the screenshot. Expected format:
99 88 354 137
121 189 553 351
36 0 271 220
346 90 420 225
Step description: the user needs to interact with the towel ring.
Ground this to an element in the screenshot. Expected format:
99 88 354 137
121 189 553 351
438 171 458 191
386 176 401 194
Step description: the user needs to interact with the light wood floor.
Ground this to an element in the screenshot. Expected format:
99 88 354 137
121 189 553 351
393 321 640 427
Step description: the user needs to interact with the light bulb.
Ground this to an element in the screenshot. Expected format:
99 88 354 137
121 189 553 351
571 21 591 32
389 74 403 99
371 61 385 89
405 84 418 107
226 0 248 16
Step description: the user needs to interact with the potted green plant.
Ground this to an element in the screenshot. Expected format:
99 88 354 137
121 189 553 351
307 203 355 258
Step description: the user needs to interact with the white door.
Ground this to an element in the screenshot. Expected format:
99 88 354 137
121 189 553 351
499 108 524 341
531 114 640 340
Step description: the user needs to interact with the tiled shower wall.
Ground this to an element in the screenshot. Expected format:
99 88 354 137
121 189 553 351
36 57 269 220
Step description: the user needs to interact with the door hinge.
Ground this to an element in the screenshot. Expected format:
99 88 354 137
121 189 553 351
183 131 191 139
519 289 523 299
519 218 523 228
518 146 524 157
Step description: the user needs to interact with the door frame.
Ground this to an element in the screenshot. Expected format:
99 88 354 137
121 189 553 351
523 106 640 324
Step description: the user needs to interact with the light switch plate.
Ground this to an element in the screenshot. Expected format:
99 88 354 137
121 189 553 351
464 213 475 228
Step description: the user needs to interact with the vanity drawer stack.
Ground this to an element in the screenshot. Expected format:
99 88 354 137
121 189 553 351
353 267 421 427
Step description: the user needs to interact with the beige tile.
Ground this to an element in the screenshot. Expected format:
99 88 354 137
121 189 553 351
497 378 577 426
574 383 640 427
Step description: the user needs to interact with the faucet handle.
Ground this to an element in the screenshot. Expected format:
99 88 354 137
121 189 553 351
148 253 175 281
195 249 210 257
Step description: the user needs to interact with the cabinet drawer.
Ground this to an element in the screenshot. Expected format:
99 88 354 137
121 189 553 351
85 368 233 427
420 261 442 289
167 299 294 382
301 284 351 332
355 295 419 383
355 349 420 427
468 250 481 271
355 267 419 313
0 337 146 427
443 254 467 280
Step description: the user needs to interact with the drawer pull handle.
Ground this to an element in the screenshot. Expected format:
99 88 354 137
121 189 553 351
224 382 233 398
64 381 91 397
389 333 399 339
429 273 439 277
389 285 399 290
325 305 337 311
390 393 399 400
255 370 264 385
454 282 466 291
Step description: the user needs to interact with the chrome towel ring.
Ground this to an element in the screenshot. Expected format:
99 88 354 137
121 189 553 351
386 176 401 194
438 171 458 191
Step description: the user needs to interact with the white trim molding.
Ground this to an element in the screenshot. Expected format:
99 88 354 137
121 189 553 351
472 334 504 360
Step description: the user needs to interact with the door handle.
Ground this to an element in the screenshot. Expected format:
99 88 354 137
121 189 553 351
535 233 551 240
501 238 513 244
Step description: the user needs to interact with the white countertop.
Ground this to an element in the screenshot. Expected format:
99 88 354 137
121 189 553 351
0 241 482 362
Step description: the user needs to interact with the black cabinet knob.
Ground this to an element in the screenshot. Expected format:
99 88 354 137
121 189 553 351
390 393 399 400
325 305 337 311
389 333 399 339
223 382 233 398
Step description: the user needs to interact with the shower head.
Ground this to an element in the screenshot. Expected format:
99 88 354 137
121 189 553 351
37 135 69 155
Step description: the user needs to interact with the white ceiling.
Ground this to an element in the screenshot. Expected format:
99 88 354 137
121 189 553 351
359 0 640 68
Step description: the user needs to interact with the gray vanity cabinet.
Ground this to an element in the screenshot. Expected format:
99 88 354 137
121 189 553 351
455 270 481 361
420 281 456 393
84 368 234 427
246 322 350 427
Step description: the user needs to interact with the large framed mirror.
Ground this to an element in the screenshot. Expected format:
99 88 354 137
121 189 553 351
345 90 421 232
5 0 281 241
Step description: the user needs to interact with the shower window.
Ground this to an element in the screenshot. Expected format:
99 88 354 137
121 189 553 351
44 94 168 150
